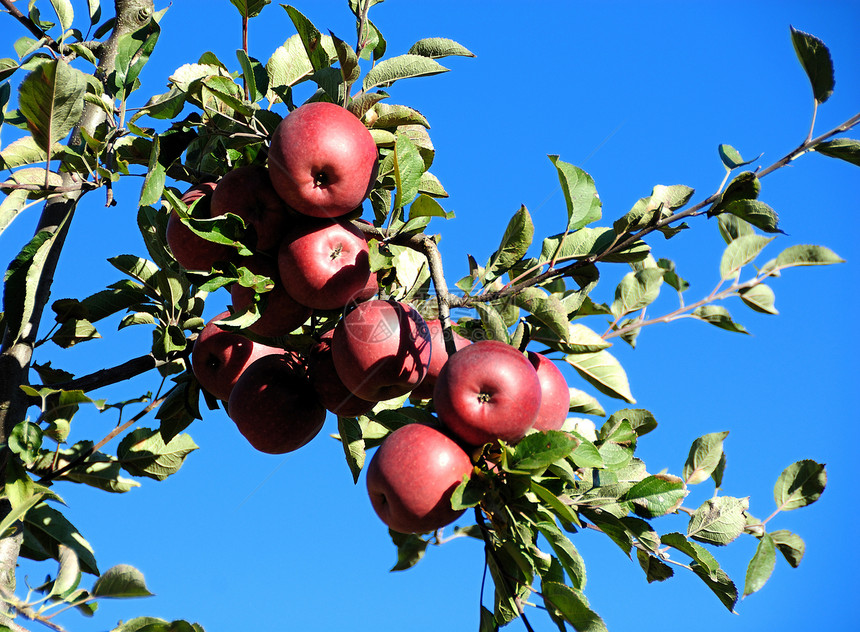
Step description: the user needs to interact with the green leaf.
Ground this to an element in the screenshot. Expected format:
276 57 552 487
408 194 454 220
661 532 721 578
485 205 534 282
568 389 605 417
623 474 687 518
0 491 45 538
392 132 424 211
610 267 664 318
117 428 198 481
140 135 165 207
510 431 580 473
692 564 738 613
108 254 159 285
362 54 449 92
564 350 635 404
388 530 429 571
636 549 674 583
236 50 267 103
112 18 160 99
773 460 826 511
512 288 568 340
18 59 86 153
720 234 775 279
0 57 18 82
93 564 154 598
770 530 805 568
739 283 778 315
24 502 99 575
724 200 782 234
683 431 730 485
8 421 43 465
718 144 744 169
542 582 608 632
407 38 475 59
229 0 270 18
710 171 761 217
449 474 485 510
3 229 57 344
283 5 332 71
790 26 834 103
337 416 365 483
814 138 860 167
614 184 694 234
51 318 101 348
692 305 749 334
536 522 586 589
743 533 776 597
331 32 360 86
548 156 602 232
772 244 844 270
687 496 749 546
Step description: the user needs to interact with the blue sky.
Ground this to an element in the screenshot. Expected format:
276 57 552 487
3 1 859 631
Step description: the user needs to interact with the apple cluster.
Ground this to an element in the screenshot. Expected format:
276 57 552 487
167 101 573 535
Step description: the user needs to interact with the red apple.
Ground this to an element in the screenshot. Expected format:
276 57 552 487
166 182 232 272
433 340 542 446
410 319 471 400
527 352 570 432
307 330 376 417
331 300 432 402
366 423 472 534
268 102 379 218
227 353 326 454
190 311 281 401
278 218 372 310
230 255 312 337
210 166 292 252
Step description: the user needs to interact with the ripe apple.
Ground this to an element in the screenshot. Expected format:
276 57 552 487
210 165 292 252
166 182 233 272
433 340 542 446
278 218 372 310
230 255 312 337
307 330 376 417
190 311 281 401
331 300 432 402
409 319 471 400
366 423 472 534
227 353 326 454
267 102 379 218
527 352 570 432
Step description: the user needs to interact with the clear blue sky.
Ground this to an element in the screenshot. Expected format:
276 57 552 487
3 1 859 631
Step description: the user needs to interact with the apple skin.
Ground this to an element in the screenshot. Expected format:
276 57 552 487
433 340 542 446
210 166 292 252
230 255 312 337
527 352 570 432
409 319 471 400
307 330 376 417
190 311 281 401
366 423 472 534
227 353 326 454
278 218 372 310
166 182 232 272
268 102 379 218
331 300 432 402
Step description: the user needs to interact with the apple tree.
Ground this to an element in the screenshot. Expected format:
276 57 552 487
0 1 857 631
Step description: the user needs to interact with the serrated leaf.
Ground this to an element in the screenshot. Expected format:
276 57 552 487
362 54 449 91
692 305 749 334
790 26 834 104
687 496 749 546
548 156 603 232
614 184 694 234
283 5 332 72
814 138 860 167
743 533 776 597
636 549 674 583
773 460 826 511
772 244 844 269
623 474 687 518
485 205 534 282
683 431 730 485
720 234 775 279
710 171 761 217
568 389 605 417
724 200 782 234
117 428 198 481
24 503 99 575
3 229 57 344
692 564 738 613
739 283 778 315
770 530 805 568
229 0 270 18
535 522 586 589
236 50 267 103
610 267 664 318
392 132 424 211
542 582 608 632
337 416 365 484
18 59 87 153
510 431 580 473
407 37 475 59
565 350 635 403
512 287 568 340
660 532 721 578
388 530 429 571
93 564 154 598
